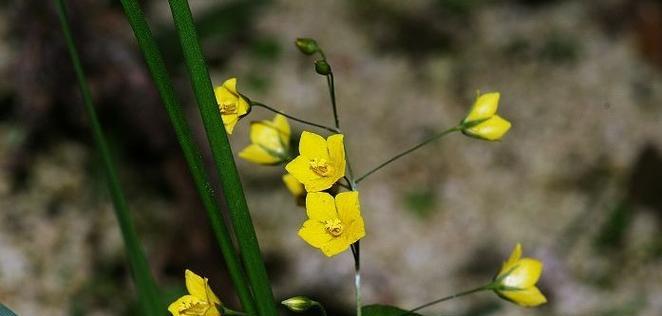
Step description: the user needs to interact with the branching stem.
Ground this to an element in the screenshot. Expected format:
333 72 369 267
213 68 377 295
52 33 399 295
355 127 461 184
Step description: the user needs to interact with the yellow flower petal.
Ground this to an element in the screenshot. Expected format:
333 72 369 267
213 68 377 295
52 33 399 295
272 114 291 146
204 306 222 316
327 134 346 180
299 131 329 159
499 243 523 277
343 215 366 245
214 85 235 103
237 97 250 116
320 236 352 257
464 115 511 141
464 92 500 123
239 144 281 165
185 270 208 300
306 192 337 221
335 191 360 224
282 174 305 198
222 113 239 135
502 258 543 289
286 156 320 182
222 77 238 93
168 295 207 316
298 219 334 248
250 124 281 153
499 286 547 307
185 270 220 305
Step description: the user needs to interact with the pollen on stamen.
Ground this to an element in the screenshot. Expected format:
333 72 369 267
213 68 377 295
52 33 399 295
324 218 344 237
309 158 332 176
219 102 237 114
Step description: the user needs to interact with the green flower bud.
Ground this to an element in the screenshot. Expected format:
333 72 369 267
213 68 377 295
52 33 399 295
295 38 319 55
281 296 314 312
314 60 331 75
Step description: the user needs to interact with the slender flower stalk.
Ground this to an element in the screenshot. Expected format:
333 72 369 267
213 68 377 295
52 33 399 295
117 0 257 313
355 126 461 184
251 102 339 134
166 1 277 315
54 1 163 314
314 49 362 316
326 73 339 129
406 286 489 314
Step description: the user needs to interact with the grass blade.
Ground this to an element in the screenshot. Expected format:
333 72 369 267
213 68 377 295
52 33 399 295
54 1 163 314
117 0 257 313
166 0 278 315
0 304 17 316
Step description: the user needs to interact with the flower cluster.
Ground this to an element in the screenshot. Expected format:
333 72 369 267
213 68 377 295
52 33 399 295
168 42 549 314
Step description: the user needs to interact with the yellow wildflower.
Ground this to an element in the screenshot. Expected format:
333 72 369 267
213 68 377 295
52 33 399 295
168 270 222 316
493 243 547 307
239 114 291 164
285 131 346 192
214 77 250 135
461 92 511 141
298 191 365 257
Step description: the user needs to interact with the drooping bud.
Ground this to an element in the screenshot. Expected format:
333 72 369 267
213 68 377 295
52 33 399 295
295 38 319 55
314 59 332 75
281 296 315 312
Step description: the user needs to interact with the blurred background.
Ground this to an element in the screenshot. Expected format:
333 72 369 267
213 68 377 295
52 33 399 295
1 0 661 315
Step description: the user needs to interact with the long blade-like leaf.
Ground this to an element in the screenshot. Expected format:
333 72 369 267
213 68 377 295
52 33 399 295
54 1 163 314
166 0 277 315
117 0 257 313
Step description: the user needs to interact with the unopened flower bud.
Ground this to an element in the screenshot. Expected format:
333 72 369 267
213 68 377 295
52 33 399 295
295 38 319 55
281 296 315 312
314 60 331 75
460 92 511 141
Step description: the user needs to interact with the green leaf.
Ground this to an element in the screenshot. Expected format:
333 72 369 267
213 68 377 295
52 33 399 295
166 0 278 315
55 1 164 314
118 0 258 314
0 304 18 316
362 304 421 316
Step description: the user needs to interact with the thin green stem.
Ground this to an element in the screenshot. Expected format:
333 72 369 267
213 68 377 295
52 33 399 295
355 127 461 184
54 1 163 314
117 0 257 313
251 102 339 134
406 285 489 314
353 241 362 316
166 1 277 315
326 73 339 129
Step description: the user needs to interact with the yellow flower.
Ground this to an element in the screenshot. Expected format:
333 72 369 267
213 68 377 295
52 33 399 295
298 191 365 257
285 131 346 192
493 243 547 307
214 77 250 135
461 92 512 141
168 270 222 316
239 114 291 164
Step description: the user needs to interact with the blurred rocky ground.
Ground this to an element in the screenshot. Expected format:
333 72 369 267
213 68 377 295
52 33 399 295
0 0 661 315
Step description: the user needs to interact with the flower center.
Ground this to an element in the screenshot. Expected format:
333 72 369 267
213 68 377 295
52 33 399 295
324 218 344 237
309 158 332 176
175 298 210 316
219 102 237 114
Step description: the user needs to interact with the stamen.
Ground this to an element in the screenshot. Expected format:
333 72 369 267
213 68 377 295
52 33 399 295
324 218 344 237
219 102 237 114
309 158 332 176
